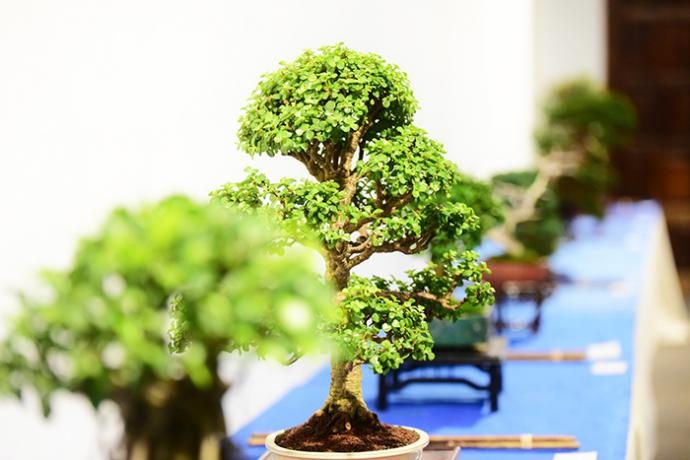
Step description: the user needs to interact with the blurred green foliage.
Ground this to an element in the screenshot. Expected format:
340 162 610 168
536 79 636 218
0 196 333 415
491 170 564 259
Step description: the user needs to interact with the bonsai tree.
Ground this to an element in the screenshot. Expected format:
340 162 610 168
486 80 635 261
489 169 566 260
189 44 495 451
0 196 333 460
536 79 636 219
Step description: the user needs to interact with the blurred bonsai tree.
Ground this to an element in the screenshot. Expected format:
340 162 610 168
193 44 495 451
0 196 333 460
486 80 635 261
489 170 564 260
536 79 636 218
429 173 504 262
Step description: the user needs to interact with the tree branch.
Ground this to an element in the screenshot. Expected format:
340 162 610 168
374 181 385 208
288 144 326 181
347 239 371 254
490 148 585 255
344 188 413 235
346 246 375 268
346 230 435 269
377 290 459 311
384 191 413 214
338 101 383 180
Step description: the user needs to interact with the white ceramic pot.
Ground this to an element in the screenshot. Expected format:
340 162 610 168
264 427 429 460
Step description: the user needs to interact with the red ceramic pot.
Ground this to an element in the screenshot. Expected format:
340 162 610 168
485 258 551 287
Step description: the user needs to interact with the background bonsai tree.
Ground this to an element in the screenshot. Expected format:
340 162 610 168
0 196 333 460
486 79 635 261
489 169 566 260
536 79 636 219
197 44 495 451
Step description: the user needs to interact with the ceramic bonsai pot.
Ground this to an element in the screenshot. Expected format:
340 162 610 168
264 428 430 460
485 258 551 286
428 308 493 348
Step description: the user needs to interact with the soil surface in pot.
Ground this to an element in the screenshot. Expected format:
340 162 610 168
275 422 419 452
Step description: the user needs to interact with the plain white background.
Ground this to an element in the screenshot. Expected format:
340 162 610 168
0 0 605 458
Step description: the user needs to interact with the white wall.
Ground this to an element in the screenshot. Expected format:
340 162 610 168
0 0 538 309
534 0 607 101
0 1 554 458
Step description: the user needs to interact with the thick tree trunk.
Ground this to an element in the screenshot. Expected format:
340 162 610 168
124 418 229 460
303 358 381 436
318 252 380 434
116 378 233 460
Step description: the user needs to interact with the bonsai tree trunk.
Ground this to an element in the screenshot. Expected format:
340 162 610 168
306 257 381 435
116 377 232 460
307 359 380 435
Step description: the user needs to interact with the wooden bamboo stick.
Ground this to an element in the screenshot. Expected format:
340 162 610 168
248 433 580 450
430 434 577 442
505 350 586 362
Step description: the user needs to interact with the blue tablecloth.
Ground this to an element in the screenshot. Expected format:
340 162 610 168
231 201 662 460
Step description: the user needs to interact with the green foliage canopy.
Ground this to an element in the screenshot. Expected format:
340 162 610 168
0 196 333 414
238 44 418 158
211 44 495 374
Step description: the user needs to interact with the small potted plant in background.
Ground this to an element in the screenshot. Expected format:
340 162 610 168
0 196 333 460
536 78 636 220
199 44 495 458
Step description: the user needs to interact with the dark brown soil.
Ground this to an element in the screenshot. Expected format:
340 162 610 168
275 421 419 452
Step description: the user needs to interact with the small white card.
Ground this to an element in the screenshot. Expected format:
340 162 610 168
554 452 597 460
591 361 628 375
586 341 622 361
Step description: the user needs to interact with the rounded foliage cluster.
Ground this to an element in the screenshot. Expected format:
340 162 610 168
239 43 418 156
336 276 434 374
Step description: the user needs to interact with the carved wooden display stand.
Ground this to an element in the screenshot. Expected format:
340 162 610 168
377 338 504 412
492 278 555 334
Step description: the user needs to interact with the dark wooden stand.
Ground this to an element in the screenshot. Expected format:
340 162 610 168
377 339 504 412
492 279 554 334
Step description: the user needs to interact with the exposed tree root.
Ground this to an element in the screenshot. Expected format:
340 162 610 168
275 362 417 452
275 404 416 452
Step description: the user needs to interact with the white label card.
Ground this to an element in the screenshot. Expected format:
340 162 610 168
591 361 628 376
586 341 622 361
553 452 597 460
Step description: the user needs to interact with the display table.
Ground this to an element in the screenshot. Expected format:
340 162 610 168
230 201 689 460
